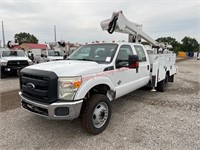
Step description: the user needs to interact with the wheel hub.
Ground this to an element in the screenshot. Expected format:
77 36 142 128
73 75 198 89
92 102 108 128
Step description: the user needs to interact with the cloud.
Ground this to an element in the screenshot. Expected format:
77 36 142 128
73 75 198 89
0 0 199 44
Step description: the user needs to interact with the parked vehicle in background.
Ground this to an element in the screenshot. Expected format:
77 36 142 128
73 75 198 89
47 50 64 61
33 50 64 63
0 48 33 78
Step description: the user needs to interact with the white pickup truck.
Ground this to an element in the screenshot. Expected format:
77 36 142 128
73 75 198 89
19 42 176 134
33 49 65 63
0 49 33 78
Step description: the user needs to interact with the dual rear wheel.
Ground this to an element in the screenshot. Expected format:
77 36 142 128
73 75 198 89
156 74 169 92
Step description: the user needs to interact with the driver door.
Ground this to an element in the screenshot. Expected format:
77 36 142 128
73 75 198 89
114 45 141 98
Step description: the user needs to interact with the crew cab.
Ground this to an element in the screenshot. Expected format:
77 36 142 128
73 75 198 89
0 49 33 78
19 42 176 134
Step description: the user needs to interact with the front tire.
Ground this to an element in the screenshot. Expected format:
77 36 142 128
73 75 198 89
81 94 111 135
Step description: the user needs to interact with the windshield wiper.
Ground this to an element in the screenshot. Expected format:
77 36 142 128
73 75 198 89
67 58 100 63
77 59 94 61
77 59 101 63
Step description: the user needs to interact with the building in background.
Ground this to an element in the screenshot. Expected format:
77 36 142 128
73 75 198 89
19 43 47 51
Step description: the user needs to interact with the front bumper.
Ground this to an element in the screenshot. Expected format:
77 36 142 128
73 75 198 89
19 92 83 120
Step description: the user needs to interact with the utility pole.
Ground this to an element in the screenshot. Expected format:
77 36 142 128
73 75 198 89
54 25 57 42
2 21 6 48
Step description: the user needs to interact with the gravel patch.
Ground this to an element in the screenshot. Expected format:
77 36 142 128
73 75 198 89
0 58 199 150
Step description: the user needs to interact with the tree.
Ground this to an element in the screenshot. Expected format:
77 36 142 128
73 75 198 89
14 32 38 45
181 36 199 52
156 37 181 53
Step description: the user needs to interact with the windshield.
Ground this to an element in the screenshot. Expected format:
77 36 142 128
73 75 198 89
48 50 64 56
2 50 25 57
68 44 118 63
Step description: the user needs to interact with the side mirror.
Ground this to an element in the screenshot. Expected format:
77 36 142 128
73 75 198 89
129 55 139 69
41 54 44 57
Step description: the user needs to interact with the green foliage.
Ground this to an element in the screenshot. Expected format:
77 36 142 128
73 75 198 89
181 36 199 52
156 36 199 53
156 37 181 53
14 32 38 45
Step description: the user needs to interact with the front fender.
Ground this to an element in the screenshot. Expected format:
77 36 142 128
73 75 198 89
74 76 115 100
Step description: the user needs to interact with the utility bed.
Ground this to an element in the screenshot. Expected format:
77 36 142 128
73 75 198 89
148 52 177 88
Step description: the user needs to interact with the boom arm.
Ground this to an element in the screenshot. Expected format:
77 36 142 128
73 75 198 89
100 11 158 47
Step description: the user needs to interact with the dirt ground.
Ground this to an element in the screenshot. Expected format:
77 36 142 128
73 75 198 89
0 58 199 150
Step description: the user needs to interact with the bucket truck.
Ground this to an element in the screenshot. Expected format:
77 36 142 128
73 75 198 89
18 11 177 135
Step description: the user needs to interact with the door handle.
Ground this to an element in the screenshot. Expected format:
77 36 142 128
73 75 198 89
147 65 150 70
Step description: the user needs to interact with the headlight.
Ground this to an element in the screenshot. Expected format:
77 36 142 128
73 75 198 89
0 61 7 66
58 77 82 100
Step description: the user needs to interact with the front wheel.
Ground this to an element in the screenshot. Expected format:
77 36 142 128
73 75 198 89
81 94 111 135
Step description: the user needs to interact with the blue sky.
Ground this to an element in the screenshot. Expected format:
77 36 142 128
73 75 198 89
0 0 199 45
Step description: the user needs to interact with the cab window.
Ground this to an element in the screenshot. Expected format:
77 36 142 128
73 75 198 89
116 45 133 68
134 45 147 62
69 44 118 63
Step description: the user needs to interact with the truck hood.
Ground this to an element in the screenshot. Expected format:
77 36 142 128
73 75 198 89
26 60 108 76
1 57 29 61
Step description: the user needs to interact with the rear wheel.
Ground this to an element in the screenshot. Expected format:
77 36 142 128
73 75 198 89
156 74 168 92
81 94 111 135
